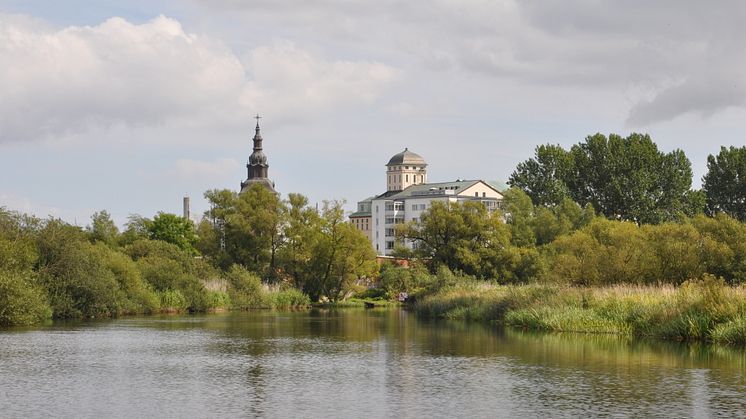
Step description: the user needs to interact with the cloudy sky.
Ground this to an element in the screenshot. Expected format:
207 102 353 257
1 0 745 226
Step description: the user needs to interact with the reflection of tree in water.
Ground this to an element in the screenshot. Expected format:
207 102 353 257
245 363 266 417
126 309 746 416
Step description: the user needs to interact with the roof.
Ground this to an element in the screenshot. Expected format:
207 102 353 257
487 180 508 192
387 148 426 166
385 180 481 199
349 211 371 218
371 179 505 200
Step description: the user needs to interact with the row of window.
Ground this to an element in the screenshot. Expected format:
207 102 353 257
388 165 422 171
388 174 425 184
411 203 427 211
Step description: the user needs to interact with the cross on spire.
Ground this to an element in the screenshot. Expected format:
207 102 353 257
254 114 262 127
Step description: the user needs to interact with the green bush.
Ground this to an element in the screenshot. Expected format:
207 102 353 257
0 270 52 326
266 288 310 308
205 290 231 310
224 265 265 309
711 315 746 345
159 290 189 312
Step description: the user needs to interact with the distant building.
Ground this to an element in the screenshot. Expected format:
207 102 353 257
351 148 504 256
241 116 276 193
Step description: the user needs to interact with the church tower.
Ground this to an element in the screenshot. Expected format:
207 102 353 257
240 115 276 193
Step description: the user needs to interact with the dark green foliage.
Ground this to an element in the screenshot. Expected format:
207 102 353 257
510 133 694 224
509 144 573 207
703 146 746 220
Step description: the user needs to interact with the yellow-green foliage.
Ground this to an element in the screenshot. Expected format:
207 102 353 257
0 270 52 326
547 216 746 286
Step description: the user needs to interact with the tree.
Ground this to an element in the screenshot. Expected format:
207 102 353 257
703 146 746 220
398 200 518 280
147 212 198 254
119 214 151 246
510 133 695 224
276 193 322 291
501 188 536 247
86 210 119 247
301 201 377 301
508 144 573 206
228 185 283 279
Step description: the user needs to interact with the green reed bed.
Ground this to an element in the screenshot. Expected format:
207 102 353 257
414 276 746 344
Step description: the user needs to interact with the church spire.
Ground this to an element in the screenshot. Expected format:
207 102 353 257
240 114 275 193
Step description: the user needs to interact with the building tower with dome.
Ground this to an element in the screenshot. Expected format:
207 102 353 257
240 116 276 193
350 148 505 256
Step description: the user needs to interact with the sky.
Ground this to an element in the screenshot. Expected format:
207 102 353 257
1 0 745 227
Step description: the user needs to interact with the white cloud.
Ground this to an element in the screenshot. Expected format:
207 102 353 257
0 14 397 143
169 157 240 179
240 41 397 117
195 0 746 125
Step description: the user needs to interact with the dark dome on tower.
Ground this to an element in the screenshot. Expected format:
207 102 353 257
387 148 426 166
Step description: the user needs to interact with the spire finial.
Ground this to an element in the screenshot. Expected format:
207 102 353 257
254 114 262 130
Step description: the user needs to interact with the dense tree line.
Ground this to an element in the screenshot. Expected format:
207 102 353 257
393 138 746 290
396 188 746 289
5 132 746 327
197 186 377 301
508 133 719 223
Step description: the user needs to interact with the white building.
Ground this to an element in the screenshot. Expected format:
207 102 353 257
350 149 504 256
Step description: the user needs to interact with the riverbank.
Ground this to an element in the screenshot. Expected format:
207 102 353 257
413 276 746 345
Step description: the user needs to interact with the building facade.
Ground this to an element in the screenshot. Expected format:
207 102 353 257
352 148 504 256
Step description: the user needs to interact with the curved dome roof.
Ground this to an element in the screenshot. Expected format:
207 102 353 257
387 148 426 166
249 150 267 165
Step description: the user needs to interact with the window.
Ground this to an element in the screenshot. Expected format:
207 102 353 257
475 192 479 197
385 217 395 224
386 241 395 250
385 228 395 237
406 174 409 182
412 204 417 210
375 205 379 213
483 192 486 197
394 202 404 211
385 203 395 211
412 217 418 223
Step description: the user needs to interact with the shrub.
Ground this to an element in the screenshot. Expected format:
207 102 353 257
0 270 51 326
159 290 189 312
224 265 265 309
267 288 310 308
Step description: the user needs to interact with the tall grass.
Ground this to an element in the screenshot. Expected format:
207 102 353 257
415 275 746 345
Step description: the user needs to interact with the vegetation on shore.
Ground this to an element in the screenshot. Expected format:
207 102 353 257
4 134 746 348
414 275 746 345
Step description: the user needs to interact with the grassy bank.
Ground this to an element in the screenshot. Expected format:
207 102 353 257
413 276 746 345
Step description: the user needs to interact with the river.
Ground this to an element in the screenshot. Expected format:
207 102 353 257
1 308 745 418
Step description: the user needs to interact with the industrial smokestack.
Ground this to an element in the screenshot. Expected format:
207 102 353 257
183 196 191 221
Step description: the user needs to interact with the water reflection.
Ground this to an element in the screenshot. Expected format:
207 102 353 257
0 309 744 418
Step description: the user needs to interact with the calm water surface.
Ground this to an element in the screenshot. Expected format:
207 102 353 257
1 309 745 418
